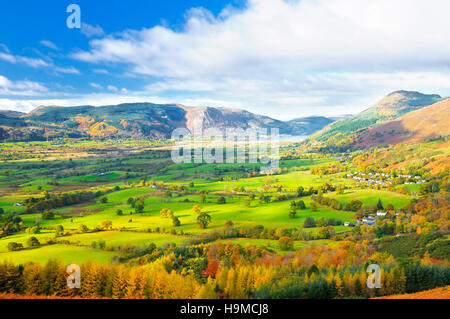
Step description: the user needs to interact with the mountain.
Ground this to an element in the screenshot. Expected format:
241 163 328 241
354 98 450 148
286 116 336 135
0 110 26 118
0 103 334 141
305 90 444 150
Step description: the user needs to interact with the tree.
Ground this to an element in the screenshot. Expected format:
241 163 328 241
345 200 363 212
278 237 294 251
192 205 202 214
303 217 317 228
376 198 384 210
297 186 304 197
99 197 108 204
217 196 226 204
297 200 306 210
172 216 181 227
289 201 297 219
78 224 89 233
135 202 145 214
55 225 64 236
99 220 113 230
41 210 55 220
27 236 40 247
7 242 23 251
116 209 123 216
197 213 211 229
310 201 318 212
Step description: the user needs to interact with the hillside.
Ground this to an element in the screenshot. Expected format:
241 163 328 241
305 90 444 150
0 103 334 141
355 99 450 148
286 116 336 135
374 286 450 299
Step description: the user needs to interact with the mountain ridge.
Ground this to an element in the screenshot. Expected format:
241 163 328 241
304 90 444 150
0 102 337 141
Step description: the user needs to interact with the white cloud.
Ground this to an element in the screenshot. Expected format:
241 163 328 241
107 85 118 92
54 66 80 75
93 68 109 74
69 0 450 118
89 83 103 90
40 40 59 50
0 75 48 96
0 51 50 68
81 23 105 38
0 48 80 75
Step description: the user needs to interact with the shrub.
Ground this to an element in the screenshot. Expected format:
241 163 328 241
7 242 23 251
279 237 294 251
26 236 40 247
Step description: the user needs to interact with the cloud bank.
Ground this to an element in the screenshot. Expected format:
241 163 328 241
68 0 450 118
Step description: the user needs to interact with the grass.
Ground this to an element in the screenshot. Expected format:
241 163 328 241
327 188 413 209
61 231 190 248
0 143 417 265
0 244 116 265
217 238 334 254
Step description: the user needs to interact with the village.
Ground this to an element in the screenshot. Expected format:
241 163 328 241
346 171 426 187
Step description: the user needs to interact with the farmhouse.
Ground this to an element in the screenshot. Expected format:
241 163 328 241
376 211 388 217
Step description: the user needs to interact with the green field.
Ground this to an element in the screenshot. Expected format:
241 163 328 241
0 142 416 266
0 244 116 265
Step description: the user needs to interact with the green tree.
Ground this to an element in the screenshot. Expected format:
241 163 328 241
41 210 55 220
197 213 211 229
172 216 181 227
376 198 384 210
7 242 23 251
303 217 317 228
78 224 89 233
297 200 306 210
27 236 40 247
278 237 294 251
289 201 297 219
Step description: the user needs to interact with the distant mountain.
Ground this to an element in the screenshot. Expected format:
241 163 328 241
0 103 335 141
286 116 336 135
305 90 444 150
0 110 26 118
354 98 450 148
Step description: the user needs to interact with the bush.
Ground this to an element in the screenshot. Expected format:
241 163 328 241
7 242 23 251
303 217 317 228
78 224 89 233
279 237 294 251
41 210 55 220
26 236 40 247
172 216 181 227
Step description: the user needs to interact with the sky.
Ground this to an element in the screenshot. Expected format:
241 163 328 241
0 0 449 120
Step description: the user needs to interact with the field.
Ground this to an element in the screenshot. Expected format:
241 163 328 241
0 140 418 266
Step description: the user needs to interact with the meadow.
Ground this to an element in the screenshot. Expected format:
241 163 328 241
0 140 416 265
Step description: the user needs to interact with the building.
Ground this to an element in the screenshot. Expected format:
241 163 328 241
376 211 388 217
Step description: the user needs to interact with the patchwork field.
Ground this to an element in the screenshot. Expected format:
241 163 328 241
0 141 418 267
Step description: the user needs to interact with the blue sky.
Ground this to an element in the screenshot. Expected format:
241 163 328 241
1 0 449 119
